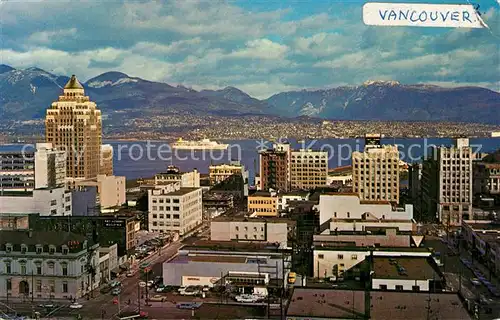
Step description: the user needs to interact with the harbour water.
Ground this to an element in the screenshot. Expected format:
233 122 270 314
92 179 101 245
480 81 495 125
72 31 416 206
1 138 498 181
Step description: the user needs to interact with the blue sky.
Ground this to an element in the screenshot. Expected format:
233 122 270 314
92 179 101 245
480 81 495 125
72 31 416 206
0 0 498 98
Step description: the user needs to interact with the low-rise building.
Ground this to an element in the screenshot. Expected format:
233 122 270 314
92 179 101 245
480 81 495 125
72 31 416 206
474 162 500 195
371 256 443 292
0 187 72 216
163 241 290 288
98 244 118 284
286 288 470 320
154 165 200 188
210 215 296 248
248 191 278 217
319 193 413 226
203 192 234 212
328 217 416 233
148 186 203 236
313 235 430 279
0 230 100 300
461 220 500 276
209 161 249 196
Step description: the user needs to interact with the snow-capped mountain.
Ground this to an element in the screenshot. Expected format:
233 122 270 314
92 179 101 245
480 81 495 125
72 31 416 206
0 65 498 124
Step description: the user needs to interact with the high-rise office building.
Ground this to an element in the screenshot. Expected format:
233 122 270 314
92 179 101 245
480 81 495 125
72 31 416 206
34 143 66 189
290 149 328 189
352 134 400 203
45 75 102 184
0 151 34 194
422 138 472 226
259 143 290 192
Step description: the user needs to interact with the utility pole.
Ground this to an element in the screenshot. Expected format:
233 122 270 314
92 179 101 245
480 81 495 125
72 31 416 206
137 282 141 313
31 269 34 303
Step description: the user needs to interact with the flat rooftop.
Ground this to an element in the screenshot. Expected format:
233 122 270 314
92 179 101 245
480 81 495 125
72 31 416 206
248 191 275 197
286 288 470 320
372 256 439 280
169 255 247 264
212 215 296 225
182 240 282 253
165 187 200 196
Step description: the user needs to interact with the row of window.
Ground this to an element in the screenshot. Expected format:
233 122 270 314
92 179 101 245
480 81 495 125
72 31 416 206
317 254 358 260
5 245 71 255
152 198 180 204
3 261 69 276
6 279 70 293
151 206 180 211
151 213 180 219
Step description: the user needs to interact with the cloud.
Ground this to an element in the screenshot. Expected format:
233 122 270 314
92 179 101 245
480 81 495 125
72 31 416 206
0 0 498 98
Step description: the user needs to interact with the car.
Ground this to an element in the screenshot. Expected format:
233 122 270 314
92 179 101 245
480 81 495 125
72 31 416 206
156 285 172 293
112 288 122 295
69 303 83 309
126 272 134 277
110 281 121 288
181 286 200 296
148 295 166 302
39 304 56 309
147 280 154 287
177 286 186 293
471 278 481 286
176 302 202 310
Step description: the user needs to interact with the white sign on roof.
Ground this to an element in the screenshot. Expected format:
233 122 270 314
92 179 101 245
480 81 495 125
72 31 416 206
363 3 485 28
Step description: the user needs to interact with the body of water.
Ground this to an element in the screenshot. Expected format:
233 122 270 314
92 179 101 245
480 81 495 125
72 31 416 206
1 138 499 182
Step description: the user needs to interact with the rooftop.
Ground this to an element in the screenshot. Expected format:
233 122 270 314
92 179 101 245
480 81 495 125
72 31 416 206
182 240 282 253
249 191 275 197
0 230 88 247
170 254 247 264
163 187 201 196
212 215 296 225
286 288 470 320
372 256 440 280
64 75 84 89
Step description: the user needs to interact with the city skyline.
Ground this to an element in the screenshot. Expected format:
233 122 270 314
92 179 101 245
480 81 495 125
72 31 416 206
0 0 498 99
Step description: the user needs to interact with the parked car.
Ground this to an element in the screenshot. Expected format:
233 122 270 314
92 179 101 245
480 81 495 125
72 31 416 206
69 303 83 309
110 281 121 288
181 286 200 296
126 272 134 277
112 288 122 295
176 302 202 310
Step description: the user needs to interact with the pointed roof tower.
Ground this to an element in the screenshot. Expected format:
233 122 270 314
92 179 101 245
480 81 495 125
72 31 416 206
64 75 84 89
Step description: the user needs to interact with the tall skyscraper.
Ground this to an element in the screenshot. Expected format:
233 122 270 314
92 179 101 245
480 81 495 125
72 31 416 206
422 138 472 226
352 134 400 203
45 75 102 184
259 143 290 192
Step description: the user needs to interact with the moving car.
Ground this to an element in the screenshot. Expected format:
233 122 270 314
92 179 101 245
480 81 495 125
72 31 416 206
176 302 202 310
69 303 83 309
148 295 166 302
180 286 200 296
112 288 122 295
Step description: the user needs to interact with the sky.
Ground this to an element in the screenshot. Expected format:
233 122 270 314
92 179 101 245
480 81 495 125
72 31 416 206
0 0 499 99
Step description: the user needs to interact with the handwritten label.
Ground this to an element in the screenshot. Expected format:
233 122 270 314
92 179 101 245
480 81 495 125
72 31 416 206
363 3 484 28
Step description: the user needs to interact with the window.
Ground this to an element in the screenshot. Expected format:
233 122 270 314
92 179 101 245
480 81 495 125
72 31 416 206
36 246 43 254
20 263 27 275
62 247 69 255
173 207 179 211
62 282 68 293
36 263 42 275
50 209 57 215
62 263 68 276
5 262 11 274
21 245 27 254
379 284 387 290
36 280 42 292
173 214 180 219
337 254 344 260
412 285 420 292
351 254 357 260
173 199 179 204
6 279 12 291
6 244 12 253
318 254 324 259
50 280 55 293
47 262 55 275
49 246 56 254
395 285 403 291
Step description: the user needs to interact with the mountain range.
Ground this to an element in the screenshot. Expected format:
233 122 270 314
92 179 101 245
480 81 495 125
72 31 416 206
0 65 498 124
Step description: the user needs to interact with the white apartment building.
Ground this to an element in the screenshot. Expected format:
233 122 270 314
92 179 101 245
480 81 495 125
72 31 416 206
210 217 295 248
148 187 203 236
318 194 413 226
422 138 472 225
34 143 66 189
0 230 100 300
352 140 400 203
154 166 200 188
290 149 328 190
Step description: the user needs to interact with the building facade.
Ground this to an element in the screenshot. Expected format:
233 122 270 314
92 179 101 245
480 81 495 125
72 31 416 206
0 151 35 193
34 143 66 189
210 217 295 247
290 149 328 190
0 230 100 300
154 166 200 188
422 138 472 225
76 174 125 209
473 162 500 195
99 144 114 176
248 192 278 217
45 75 102 183
259 145 290 192
0 187 72 216
148 187 203 235
352 141 400 204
